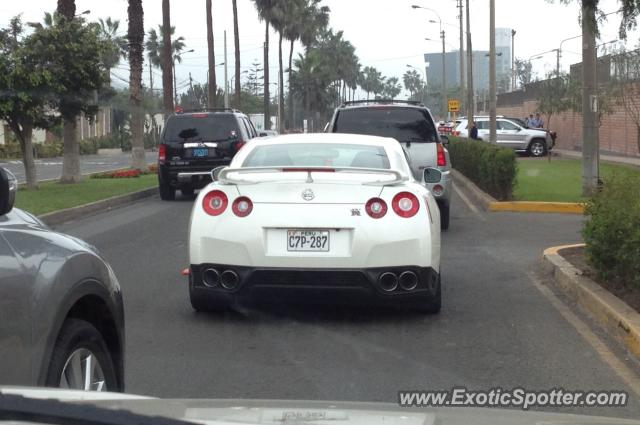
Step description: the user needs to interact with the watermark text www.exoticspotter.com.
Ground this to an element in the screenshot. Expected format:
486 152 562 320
398 388 628 410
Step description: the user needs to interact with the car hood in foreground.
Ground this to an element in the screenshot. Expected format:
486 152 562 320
1 387 638 425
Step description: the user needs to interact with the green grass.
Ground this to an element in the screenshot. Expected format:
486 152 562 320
515 158 640 202
15 174 157 215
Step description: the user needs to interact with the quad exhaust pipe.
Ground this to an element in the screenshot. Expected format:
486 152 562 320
399 271 418 291
202 268 220 288
379 272 398 292
221 270 240 290
379 271 419 292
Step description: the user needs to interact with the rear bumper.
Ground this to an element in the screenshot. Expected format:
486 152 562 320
159 161 230 187
190 264 440 306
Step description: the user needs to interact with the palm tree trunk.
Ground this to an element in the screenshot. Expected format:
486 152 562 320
278 32 284 133
288 38 294 129
263 19 271 130
232 0 241 109
206 0 217 107
56 0 76 18
128 0 146 170
60 118 81 183
161 0 174 115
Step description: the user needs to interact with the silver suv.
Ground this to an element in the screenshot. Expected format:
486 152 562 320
327 100 452 230
455 117 554 157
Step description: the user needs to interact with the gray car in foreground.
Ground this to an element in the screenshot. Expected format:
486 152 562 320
0 167 125 392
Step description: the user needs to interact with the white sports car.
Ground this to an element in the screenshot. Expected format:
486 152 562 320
188 133 442 313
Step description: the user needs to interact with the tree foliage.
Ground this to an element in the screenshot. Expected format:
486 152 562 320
514 58 533 88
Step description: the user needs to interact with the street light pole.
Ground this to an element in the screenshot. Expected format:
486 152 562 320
489 0 496 143
465 0 474 124
458 0 465 110
511 29 516 90
224 30 229 109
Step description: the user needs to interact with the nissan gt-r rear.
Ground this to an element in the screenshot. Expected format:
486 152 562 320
188 133 442 313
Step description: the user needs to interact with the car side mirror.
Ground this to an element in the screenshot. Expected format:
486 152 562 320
423 167 442 184
440 135 449 146
211 166 226 182
0 167 17 216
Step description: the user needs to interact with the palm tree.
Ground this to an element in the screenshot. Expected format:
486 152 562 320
128 0 146 170
382 77 401 100
206 0 217 108
99 18 128 72
146 26 186 105
161 0 173 115
232 0 241 108
252 0 278 130
57 0 75 19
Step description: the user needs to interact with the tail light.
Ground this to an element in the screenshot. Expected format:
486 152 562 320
392 192 420 218
432 184 444 197
232 196 253 217
202 190 228 216
158 144 167 163
436 143 446 167
233 141 246 152
365 198 387 219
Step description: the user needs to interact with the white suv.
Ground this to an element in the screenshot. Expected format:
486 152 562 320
454 117 554 157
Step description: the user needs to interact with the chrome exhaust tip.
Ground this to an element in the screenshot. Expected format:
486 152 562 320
202 268 220 288
399 271 419 291
221 270 240 290
379 272 398 292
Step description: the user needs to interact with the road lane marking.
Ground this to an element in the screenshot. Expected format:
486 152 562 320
529 272 640 398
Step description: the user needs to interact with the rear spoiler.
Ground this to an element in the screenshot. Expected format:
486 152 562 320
215 166 408 186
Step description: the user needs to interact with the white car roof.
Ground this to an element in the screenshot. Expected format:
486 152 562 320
233 133 413 178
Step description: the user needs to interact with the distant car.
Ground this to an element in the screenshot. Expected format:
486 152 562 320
258 129 279 137
188 134 442 314
157 108 261 200
454 117 554 157
506 117 558 146
0 168 125 392
326 100 452 230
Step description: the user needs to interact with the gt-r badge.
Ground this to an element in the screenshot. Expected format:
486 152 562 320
302 189 315 201
351 208 361 216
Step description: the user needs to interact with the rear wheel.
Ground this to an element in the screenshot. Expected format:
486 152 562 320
159 180 175 201
45 319 118 392
528 139 547 157
438 202 450 231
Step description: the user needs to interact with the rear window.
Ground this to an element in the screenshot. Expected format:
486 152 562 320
243 143 390 169
164 115 239 142
333 108 438 143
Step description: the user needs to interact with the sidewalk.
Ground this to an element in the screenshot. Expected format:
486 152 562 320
554 148 640 168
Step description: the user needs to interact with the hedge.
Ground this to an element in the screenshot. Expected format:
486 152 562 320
583 173 640 290
0 139 98 159
447 136 517 200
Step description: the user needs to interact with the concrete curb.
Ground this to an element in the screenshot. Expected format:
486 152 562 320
489 201 585 214
38 187 157 227
542 244 640 361
450 169 497 211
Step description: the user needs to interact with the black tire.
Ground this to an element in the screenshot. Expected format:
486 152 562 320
45 318 119 391
439 203 450 231
527 139 547 157
181 186 195 197
159 180 175 201
418 273 441 314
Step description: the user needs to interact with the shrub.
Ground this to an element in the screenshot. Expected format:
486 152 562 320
0 142 22 159
35 143 63 158
448 136 517 200
80 139 99 155
92 169 142 179
583 173 640 289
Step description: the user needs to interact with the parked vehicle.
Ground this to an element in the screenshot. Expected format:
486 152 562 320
188 134 442 314
326 100 452 230
454 117 554 157
0 168 125 392
157 108 261 200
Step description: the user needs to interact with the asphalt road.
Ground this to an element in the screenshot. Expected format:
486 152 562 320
57 190 640 419
0 151 156 183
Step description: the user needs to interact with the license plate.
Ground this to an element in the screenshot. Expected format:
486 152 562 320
191 148 209 157
287 230 330 252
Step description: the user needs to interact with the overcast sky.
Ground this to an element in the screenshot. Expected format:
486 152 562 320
2 0 638 97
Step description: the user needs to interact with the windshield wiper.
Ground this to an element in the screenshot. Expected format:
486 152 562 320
0 393 192 425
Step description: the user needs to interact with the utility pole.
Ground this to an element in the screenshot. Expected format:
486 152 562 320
173 60 177 105
189 72 193 91
161 0 173 115
489 0 497 143
442 29 447 119
224 30 229 109
458 0 465 110
511 29 516 90
149 62 153 94
582 2 599 195
465 0 474 124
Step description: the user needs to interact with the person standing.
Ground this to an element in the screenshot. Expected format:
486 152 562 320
469 121 480 140
526 114 534 127
531 113 544 129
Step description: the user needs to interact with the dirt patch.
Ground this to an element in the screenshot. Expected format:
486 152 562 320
560 246 640 313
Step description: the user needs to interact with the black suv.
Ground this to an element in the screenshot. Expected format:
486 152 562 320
157 109 260 200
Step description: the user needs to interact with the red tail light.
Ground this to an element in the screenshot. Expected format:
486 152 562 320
158 144 167 163
202 190 228 216
365 198 388 219
233 141 246 152
232 196 253 217
392 192 420 218
437 143 446 167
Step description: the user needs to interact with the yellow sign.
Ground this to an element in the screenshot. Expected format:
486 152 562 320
448 99 460 112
